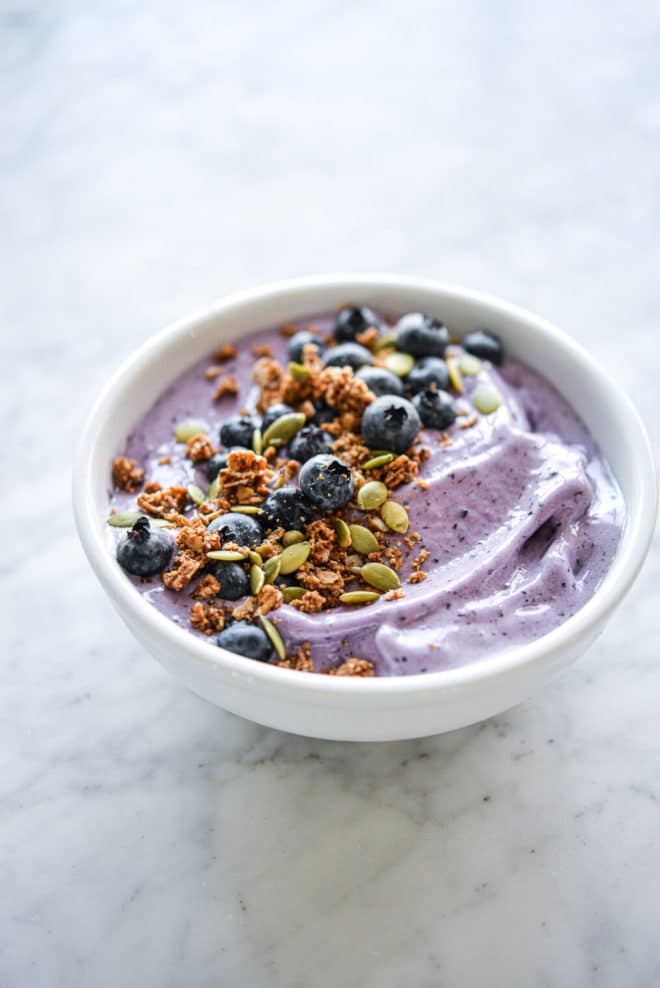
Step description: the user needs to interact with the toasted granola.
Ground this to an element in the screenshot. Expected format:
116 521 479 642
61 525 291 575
112 456 144 493
137 484 189 518
190 602 225 634
212 374 240 402
219 449 273 505
212 342 237 362
324 658 375 677
277 642 314 672
185 433 216 462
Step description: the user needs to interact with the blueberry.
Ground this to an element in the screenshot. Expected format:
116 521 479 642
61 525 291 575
288 425 334 463
206 561 249 600
407 356 450 394
361 395 421 455
394 312 450 358
261 402 295 433
217 622 273 662
288 330 325 363
116 516 174 577
261 487 313 531
219 415 257 449
463 330 504 365
413 388 457 430
322 342 372 371
312 402 336 426
356 366 404 397
333 306 381 343
299 454 355 511
207 511 263 547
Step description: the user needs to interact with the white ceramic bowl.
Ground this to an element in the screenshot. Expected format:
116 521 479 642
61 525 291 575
73 276 656 741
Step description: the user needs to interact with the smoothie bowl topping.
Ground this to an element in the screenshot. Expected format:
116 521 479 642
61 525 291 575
107 306 624 677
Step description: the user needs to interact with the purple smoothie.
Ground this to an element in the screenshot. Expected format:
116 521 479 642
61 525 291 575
108 314 624 675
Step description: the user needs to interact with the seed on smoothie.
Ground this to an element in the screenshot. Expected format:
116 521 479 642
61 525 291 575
258 613 286 660
279 541 311 574
174 419 208 442
349 524 380 555
252 427 263 455
107 510 144 528
383 351 415 377
288 361 311 382
262 411 306 448
446 357 464 394
380 500 409 533
360 562 401 591
206 476 220 499
339 591 381 605
362 452 395 470
459 353 482 376
263 555 282 583
334 518 352 548
250 564 265 595
248 549 263 566
283 586 306 603
357 481 388 510
282 529 305 547
207 549 249 562
473 384 502 414
232 505 264 515
372 332 397 353
187 483 206 506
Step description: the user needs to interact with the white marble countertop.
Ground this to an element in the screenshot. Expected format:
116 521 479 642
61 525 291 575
2 2 659 985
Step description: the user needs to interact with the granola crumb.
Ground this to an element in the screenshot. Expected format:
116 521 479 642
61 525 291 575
355 326 379 350
252 343 273 358
212 343 237 362
277 642 314 672
279 323 299 338
204 365 224 380
185 433 216 462
137 484 189 518
407 571 428 584
190 574 221 600
230 597 258 621
385 588 406 600
383 455 418 489
190 601 225 634
158 455 172 465
257 584 283 615
324 658 375 677
112 456 144 493
212 374 239 401
415 477 431 491
220 449 273 504
459 413 478 429
291 590 326 614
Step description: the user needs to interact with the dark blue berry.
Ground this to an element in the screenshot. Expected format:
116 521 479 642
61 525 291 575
463 330 504 365
312 402 336 426
207 511 263 547
333 305 380 343
261 403 295 433
219 415 257 449
407 357 450 394
206 561 249 600
288 425 334 463
322 342 372 371
261 487 313 531
116 516 174 577
361 395 421 454
299 454 355 511
412 388 457 430
217 622 273 661
356 366 404 397
287 330 325 363
395 313 450 357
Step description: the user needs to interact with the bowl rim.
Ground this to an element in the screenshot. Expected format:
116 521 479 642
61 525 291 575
72 274 657 700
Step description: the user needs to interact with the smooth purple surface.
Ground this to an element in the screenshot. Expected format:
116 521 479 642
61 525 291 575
108 315 624 675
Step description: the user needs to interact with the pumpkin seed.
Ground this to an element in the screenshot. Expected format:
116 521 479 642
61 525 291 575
279 540 311 574
258 613 286 660
250 564 265 595
207 549 248 562
206 476 220 499
333 518 352 548
339 590 381 605
380 500 409 533
282 529 305 547
348 524 380 555
362 452 395 470
373 332 397 353
252 427 263 455
360 562 401 591
248 549 263 565
459 353 482 376
232 505 263 515
262 411 306 448
107 511 142 528
262 555 282 583
174 419 207 443
357 480 388 510
446 357 464 394
288 361 310 382
383 351 414 377
473 384 502 414
283 586 306 603
187 484 206 506
150 518 175 528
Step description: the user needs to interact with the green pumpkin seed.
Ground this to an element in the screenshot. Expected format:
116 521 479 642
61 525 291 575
207 549 248 562
151 518 175 528
357 480 388 510
362 452 395 470
373 332 397 353
446 357 464 394
383 351 414 377
288 361 310 382
360 562 401 591
380 500 409 533
107 511 142 528
250 564 265 595
473 384 502 414
262 411 307 448
333 518 352 548
279 540 311 574
232 505 263 515
206 476 220 499
263 555 282 583
282 529 305 547
459 353 482 376
339 590 381 605
283 586 306 603
174 419 207 443
258 613 286 660
252 427 263 455
248 549 263 565
187 484 206 506
348 524 380 555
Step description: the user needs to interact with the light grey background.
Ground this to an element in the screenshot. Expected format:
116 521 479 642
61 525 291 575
2 2 659 986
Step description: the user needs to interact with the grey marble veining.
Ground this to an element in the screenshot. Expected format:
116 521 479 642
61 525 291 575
1 1 659 985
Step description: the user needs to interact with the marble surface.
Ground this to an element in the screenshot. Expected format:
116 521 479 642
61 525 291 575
2 1 659 985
